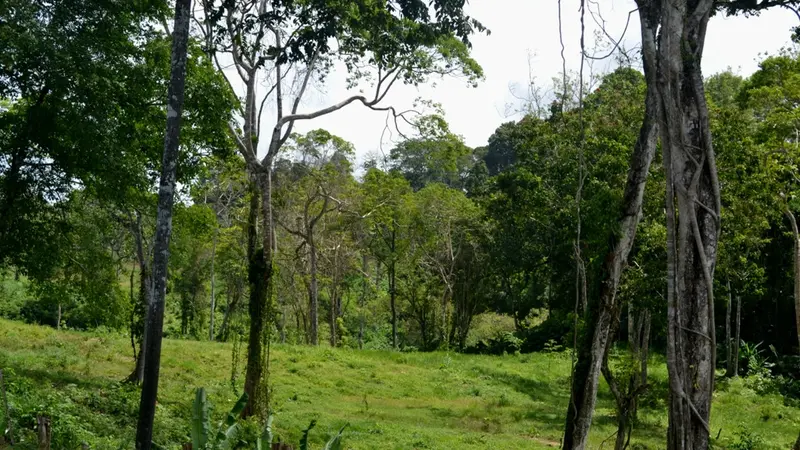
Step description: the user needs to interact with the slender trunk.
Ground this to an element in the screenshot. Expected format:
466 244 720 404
129 264 137 365
733 295 741 377
613 413 628 450
309 232 319 346
218 280 240 341
279 304 287 344
390 231 397 349
135 0 191 446
561 6 659 448
209 228 218 341
725 278 734 377
641 309 651 386
330 246 339 347
786 210 800 352
359 254 368 349
56 304 61 330
127 212 152 384
243 174 269 418
390 260 397 349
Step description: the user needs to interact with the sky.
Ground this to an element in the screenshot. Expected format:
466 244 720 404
250 1 800 166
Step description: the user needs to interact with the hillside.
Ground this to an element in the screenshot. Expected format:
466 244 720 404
0 319 798 449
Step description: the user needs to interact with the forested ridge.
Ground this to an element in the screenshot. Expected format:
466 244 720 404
3 0 800 449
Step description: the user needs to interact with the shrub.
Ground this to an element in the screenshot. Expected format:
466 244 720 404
729 428 764 450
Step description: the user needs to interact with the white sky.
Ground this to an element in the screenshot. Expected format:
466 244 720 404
252 1 799 165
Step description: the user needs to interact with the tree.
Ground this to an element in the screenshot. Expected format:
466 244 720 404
562 26 660 445
635 1 800 447
275 130 356 345
135 0 192 447
411 183 481 348
198 0 484 417
362 169 413 348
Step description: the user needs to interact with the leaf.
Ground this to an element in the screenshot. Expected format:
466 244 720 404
257 413 274 450
191 388 211 449
322 424 349 450
299 419 317 450
216 392 248 442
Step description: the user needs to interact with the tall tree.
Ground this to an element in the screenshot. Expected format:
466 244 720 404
199 0 484 416
562 6 660 447
134 0 192 447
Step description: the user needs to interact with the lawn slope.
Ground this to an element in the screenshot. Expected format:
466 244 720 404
0 319 798 449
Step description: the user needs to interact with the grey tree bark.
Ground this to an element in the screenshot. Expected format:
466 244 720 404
134 0 192 447
656 1 721 448
786 209 800 352
561 4 660 448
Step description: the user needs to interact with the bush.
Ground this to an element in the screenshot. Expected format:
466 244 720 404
729 428 764 450
463 331 522 355
464 313 515 348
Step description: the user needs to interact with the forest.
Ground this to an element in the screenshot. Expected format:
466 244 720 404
3 0 800 449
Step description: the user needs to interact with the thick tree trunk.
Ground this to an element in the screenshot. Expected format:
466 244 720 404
657 1 720 448
134 0 191 447
243 173 271 418
561 6 659 448
786 210 800 352
209 228 217 341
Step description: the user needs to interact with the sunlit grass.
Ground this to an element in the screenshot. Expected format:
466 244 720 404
0 318 797 449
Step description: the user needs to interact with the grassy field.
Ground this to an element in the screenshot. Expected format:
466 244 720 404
0 319 798 449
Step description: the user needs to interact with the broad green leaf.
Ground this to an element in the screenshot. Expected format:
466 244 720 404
191 388 211 449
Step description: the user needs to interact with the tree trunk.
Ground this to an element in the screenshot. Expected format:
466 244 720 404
657 2 720 448
127 212 152 384
640 309 651 386
56 304 61 330
786 210 800 352
390 231 398 349
733 295 741 377
561 6 659 448
243 173 270 418
359 254 368 350
329 246 339 348
218 280 241 342
134 1 191 447
725 278 734 377
390 260 397 349
209 228 218 341
308 231 319 346
37 415 51 450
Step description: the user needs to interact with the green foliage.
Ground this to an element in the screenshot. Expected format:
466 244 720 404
729 428 765 450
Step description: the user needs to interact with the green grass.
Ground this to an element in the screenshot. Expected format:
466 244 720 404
0 319 798 449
